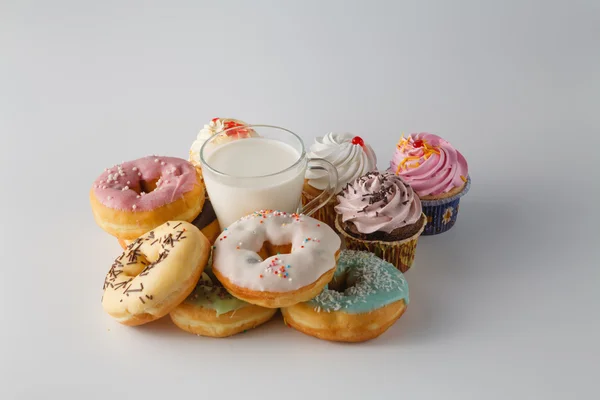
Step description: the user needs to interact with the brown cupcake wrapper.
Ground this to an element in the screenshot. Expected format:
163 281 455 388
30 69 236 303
301 190 338 230
335 214 426 273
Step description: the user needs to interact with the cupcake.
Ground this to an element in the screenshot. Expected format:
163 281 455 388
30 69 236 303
303 132 377 228
334 171 426 273
390 133 470 235
189 118 258 167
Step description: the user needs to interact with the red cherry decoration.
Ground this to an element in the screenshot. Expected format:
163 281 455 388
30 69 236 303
413 139 424 148
351 136 364 146
211 117 219 123
223 120 249 136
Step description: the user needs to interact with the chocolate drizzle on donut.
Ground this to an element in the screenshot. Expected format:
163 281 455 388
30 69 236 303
127 242 143 264
103 260 125 290
103 223 190 304
139 250 169 277
124 282 144 296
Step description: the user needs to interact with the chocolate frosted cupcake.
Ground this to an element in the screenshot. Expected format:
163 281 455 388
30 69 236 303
334 171 426 273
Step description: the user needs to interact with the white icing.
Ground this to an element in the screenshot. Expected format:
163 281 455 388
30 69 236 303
189 118 257 166
305 132 377 191
212 211 341 292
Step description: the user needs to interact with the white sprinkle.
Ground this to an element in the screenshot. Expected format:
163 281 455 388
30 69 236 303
136 195 140 199
138 172 142 176
126 181 131 185
107 196 112 200
102 186 107 189
154 159 159 163
160 161 165 166
132 205 137 210
121 186 129 191
141 192 145 195
132 167 138 171
288 278 292 282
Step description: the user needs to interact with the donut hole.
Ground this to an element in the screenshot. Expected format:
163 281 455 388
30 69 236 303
256 241 292 260
121 252 152 277
123 262 147 277
135 178 159 194
328 271 358 294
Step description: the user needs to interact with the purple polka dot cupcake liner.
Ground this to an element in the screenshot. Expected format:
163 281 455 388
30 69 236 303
420 176 470 236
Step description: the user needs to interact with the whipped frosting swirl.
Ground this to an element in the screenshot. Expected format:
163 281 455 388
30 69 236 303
335 171 422 234
306 132 377 191
189 118 258 166
389 133 468 197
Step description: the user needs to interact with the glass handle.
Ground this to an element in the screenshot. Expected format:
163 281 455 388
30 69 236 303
299 158 338 216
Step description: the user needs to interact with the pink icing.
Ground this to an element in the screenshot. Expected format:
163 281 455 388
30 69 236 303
335 171 422 234
92 156 199 211
389 133 469 197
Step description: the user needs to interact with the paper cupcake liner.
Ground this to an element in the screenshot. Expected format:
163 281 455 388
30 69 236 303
335 214 426 273
420 176 471 236
301 191 338 230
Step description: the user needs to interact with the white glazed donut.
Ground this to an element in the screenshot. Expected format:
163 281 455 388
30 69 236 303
102 221 210 326
212 210 341 308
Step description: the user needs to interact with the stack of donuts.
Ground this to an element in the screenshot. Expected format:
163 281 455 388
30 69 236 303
90 118 470 342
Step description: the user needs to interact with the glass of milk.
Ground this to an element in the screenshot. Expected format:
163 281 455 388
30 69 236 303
199 125 338 229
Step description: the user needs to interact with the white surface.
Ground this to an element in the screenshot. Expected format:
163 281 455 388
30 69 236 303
1 1 599 399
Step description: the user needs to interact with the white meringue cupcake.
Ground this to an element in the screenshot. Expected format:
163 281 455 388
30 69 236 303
302 132 377 229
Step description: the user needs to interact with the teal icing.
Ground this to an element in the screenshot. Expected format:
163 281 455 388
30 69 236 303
185 269 248 316
307 250 409 314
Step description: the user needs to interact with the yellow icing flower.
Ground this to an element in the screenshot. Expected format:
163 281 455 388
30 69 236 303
442 207 453 224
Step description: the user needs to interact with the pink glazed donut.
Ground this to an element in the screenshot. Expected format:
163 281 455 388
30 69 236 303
90 156 205 240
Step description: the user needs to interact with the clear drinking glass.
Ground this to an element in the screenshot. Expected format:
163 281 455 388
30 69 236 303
199 125 338 229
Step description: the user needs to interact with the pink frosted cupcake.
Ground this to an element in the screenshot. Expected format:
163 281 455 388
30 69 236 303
390 133 470 235
334 171 426 272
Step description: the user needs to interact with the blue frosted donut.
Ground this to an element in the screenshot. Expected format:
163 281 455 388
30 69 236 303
281 250 409 342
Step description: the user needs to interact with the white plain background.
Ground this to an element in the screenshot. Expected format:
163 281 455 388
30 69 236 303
1 1 599 399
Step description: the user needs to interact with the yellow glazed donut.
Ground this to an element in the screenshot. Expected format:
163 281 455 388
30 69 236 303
281 250 409 342
90 156 205 241
102 221 210 326
212 210 341 308
169 270 277 338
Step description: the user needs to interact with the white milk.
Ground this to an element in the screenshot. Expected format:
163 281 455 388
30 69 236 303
202 138 306 228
